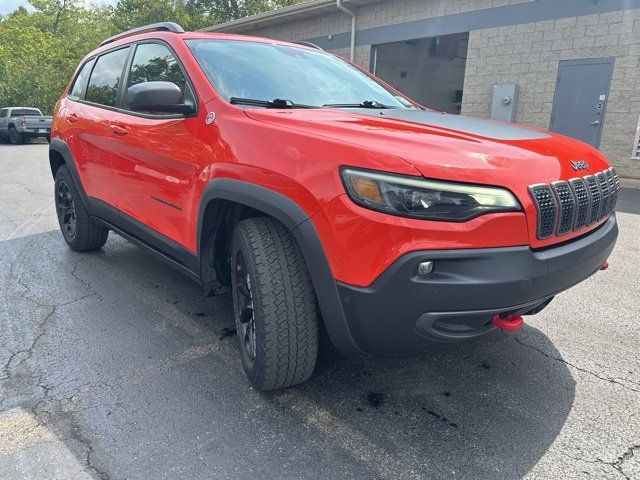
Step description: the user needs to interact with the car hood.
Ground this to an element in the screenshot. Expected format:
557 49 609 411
243 108 611 187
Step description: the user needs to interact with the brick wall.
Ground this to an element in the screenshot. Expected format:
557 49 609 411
462 10 640 178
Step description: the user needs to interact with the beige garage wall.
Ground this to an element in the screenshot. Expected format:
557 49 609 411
462 10 640 178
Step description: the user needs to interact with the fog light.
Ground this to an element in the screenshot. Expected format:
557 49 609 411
418 260 434 275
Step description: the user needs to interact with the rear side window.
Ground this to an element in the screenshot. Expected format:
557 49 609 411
0 109 7 118
85 47 130 107
69 59 95 100
125 43 189 108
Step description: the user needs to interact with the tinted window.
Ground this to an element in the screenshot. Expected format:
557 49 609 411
10 109 41 116
125 43 188 108
187 39 414 109
69 59 95 100
0 109 7 118
86 47 130 107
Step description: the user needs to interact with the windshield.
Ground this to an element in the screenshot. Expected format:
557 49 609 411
11 109 41 116
186 39 416 109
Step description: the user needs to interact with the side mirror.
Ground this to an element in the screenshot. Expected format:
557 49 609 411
126 81 195 114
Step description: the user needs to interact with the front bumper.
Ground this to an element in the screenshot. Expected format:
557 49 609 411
337 214 618 355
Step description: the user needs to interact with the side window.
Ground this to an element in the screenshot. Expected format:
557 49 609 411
69 59 95 100
85 47 130 107
125 43 191 109
0 109 7 118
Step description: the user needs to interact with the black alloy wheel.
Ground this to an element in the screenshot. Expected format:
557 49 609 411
56 180 77 239
233 250 257 361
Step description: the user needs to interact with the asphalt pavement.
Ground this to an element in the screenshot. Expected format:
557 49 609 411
1 142 639 479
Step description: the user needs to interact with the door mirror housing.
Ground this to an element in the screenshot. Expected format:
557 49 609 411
126 81 195 114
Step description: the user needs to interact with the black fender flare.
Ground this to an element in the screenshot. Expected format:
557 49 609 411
198 179 361 354
49 138 88 200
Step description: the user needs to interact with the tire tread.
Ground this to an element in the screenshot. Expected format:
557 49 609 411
235 217 318 390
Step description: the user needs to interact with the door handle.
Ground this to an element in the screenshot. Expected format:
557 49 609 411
110 124 128 136
590 120 600 126
67 113 78 124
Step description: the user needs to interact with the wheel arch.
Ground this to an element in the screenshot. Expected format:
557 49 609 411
197 179 360 354
49 138 87 200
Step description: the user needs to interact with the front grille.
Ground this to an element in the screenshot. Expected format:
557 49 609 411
529 168 617 240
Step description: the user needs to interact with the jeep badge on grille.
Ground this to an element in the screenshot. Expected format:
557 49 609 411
570 160 589 171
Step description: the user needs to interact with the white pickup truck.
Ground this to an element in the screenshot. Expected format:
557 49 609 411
0 107 52 144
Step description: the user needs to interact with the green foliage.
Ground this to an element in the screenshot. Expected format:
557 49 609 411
0 0 304 113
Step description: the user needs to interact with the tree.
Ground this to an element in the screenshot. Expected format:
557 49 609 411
186 0 303 25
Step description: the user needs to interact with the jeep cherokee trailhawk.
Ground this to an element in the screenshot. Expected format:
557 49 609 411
50 23 619 389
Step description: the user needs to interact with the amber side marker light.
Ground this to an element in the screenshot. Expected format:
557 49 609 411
349 176 382 203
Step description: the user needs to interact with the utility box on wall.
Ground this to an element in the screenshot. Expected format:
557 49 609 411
490 84 518 123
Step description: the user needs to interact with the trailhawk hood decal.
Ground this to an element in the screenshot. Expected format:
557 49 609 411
345 108 550 141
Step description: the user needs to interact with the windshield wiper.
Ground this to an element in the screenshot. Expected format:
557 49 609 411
229 97 317 109
322 100 395 109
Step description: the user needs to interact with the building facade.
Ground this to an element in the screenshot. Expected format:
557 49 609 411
204 0 640 178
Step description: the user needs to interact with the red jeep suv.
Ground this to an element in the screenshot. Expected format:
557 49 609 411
50 23 619 389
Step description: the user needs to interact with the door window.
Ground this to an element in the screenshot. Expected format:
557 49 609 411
69 59 96 100
125 43 191 110
85 47 130 107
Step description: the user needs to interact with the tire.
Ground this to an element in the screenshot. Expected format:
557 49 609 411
54 165 109 251
231 217 319 390
8 127 23 145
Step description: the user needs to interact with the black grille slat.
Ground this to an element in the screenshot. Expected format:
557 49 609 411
606 168 618 212
585 175 601 225
569 178 589 230
552 181 576 235
596 172 610 220
529 184 557 239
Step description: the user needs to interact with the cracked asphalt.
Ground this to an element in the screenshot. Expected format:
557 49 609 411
1 142 639 480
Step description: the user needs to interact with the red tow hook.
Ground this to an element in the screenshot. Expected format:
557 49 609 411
600 261 609 271
492 313 525 332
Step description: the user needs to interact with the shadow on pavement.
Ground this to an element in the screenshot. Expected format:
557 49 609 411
1 230 575 479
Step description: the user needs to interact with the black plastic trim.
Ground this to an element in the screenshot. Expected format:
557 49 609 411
100 22 184 47
338 214 618 355
88 198 199 280
49 138 88 200
198 179 361 353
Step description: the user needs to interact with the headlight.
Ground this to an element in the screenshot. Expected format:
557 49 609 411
341 167 521 221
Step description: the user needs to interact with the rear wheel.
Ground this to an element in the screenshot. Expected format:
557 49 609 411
54 165 108 251
231 217 319 390
8 127 23 145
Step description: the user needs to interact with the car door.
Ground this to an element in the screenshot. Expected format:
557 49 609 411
109 41 199 250
68 47 131 205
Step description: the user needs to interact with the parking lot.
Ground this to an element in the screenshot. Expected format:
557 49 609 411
0 142 639 479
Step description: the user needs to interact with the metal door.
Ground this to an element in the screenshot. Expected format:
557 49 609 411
550 58 614 149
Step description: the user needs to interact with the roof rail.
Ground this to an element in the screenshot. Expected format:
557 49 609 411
100 22 185 47
294 41 324 51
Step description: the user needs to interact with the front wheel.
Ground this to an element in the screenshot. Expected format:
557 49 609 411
231 217 319 390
